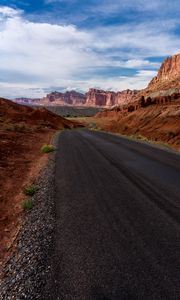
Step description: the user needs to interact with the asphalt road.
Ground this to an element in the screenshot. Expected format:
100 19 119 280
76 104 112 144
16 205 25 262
51 129 180 300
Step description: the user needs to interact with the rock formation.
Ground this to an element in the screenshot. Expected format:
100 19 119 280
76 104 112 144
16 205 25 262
94 53 180 150
41 91 86 106
85 89 138 107
146 53 180 97
14 53 180 108
14 89 138 107
0 98 80 129
96 53 180 116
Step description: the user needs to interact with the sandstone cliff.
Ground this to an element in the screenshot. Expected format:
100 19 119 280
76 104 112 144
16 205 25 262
85 89 138 107
94 53 180 150
95 53 180 114
41 91 86 106
14 89 138 107
14 53 180 108
147 54 180 92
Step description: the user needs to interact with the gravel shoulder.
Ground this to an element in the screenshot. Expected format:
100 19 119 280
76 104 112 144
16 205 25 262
0 133 59 300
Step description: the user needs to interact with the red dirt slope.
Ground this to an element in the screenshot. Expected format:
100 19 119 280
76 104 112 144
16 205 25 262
90 54 180 150
0 98 81 269
0 97 79 129
96 102 180 150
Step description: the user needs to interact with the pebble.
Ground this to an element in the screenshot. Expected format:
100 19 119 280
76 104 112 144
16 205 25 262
0 137 57 300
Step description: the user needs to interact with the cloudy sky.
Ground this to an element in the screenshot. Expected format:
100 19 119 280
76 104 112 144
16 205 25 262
0 0 179 98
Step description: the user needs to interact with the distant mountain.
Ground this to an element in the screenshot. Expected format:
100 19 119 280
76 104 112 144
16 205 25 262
14 97 41 104
41 91 86 106
13 53 180 107
14 89 138 107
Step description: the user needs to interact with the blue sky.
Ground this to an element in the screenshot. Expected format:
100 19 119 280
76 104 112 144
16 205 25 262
0 0 179 98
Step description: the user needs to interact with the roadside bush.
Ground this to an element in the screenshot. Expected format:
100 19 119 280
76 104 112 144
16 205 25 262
41 144 55 153
24 184 38 196
22 199 33 210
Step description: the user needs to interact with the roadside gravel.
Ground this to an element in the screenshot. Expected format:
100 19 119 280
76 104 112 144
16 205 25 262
0 134 58 300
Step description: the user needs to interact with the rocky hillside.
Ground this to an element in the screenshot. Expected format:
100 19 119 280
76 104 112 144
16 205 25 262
0 98 79 129
93 53 180 150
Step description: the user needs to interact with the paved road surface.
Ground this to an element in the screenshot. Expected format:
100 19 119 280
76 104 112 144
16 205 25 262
51 129 180 299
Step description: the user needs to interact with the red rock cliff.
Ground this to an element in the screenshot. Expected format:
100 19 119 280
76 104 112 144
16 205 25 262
148 53 180 92
86 89 138 107
41 91 86 106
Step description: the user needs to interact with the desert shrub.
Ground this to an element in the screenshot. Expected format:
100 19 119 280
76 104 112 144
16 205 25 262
41 144 55 153
135 134 149 141
24 184 38 196
22 199 33 210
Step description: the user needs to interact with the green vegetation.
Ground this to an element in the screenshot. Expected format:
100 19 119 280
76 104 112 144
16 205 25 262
134 134 149 142
22 198 33 210
41 144 55 153
24 184 38 196
89 122 102 131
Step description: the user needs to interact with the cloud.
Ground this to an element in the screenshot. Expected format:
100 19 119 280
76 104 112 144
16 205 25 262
0 6 22 17
0 5 179 98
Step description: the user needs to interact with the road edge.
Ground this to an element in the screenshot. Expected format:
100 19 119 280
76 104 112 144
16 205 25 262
0 131 60 299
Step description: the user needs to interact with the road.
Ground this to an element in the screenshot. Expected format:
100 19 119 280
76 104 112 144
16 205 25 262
51 129 180 299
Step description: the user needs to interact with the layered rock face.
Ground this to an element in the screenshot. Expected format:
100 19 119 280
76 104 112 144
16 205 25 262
14 89 138 107
85 89 116 106
41 91 86 106
116 89 139 105
13 53 180 107
147 53 180 93
86 89 138 107
97 53 180 118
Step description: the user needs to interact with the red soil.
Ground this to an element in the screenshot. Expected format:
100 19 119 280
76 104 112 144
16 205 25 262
0 98 81 270
0 98 78 129
83 100 180 151
0 129 54 268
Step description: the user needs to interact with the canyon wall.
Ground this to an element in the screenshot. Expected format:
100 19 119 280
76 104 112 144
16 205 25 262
146 53 180 97
14 89 138 107
14 53 180 107
41 91 86 106
85 89 138 107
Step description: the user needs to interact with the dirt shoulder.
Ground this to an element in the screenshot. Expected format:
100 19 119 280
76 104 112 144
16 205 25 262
0 128 56 270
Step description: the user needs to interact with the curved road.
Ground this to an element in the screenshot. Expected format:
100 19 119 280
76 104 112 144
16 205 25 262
51 129 180 299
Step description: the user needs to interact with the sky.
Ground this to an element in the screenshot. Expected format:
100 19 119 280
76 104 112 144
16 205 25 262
0 0 179 98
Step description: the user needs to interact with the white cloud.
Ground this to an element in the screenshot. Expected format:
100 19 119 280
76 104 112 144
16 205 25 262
0 6 179 98
59 70 157 92
0 6 21 17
